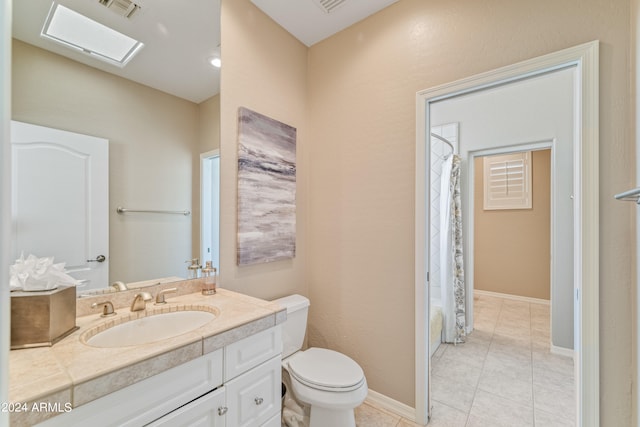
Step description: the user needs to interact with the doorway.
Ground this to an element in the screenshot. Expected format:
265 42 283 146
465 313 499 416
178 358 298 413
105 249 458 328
430 146 575 424
415 42 599 426
201 150 220 271
473 149 552 307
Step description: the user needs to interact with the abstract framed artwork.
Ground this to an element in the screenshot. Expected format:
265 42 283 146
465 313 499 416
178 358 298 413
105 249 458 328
237 107 297 265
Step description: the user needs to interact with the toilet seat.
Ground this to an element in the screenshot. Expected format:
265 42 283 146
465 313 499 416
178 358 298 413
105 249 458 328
288 348 365 392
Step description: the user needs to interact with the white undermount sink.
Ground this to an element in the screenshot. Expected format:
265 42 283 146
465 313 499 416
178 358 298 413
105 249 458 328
84 308 218 348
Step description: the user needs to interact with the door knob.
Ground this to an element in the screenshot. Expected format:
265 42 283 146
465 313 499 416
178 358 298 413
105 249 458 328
217 406 228 416
254 397 264 405
87 255 106 263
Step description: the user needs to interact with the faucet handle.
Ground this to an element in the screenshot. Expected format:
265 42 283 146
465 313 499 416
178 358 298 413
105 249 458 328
130 292 153 312
155 288 177 305
110 281 128 292
91 301 116 317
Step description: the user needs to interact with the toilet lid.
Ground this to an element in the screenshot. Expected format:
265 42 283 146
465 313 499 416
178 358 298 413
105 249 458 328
288 348 365 392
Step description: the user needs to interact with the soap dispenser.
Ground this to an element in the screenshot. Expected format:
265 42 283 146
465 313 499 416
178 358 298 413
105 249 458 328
186 258 201 279
201 261 217 295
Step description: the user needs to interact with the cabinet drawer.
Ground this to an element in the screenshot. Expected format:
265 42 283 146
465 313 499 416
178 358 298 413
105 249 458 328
146 387 226 427
225 326 281 381
37 350 224 427
226 355 281 427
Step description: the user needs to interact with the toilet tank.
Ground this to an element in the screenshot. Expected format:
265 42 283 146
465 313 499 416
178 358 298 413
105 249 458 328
272 294 309 359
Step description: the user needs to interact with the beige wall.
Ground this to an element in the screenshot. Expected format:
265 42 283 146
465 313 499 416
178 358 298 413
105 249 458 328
11 40 218 285
219 0 308 300
192 94 221 258
198 95 220 155
634 0 640 423
474 150 551 300
305 0 634 422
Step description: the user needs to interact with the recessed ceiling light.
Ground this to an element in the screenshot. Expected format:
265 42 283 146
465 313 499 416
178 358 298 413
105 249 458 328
41 3 144 67
210 57 221 68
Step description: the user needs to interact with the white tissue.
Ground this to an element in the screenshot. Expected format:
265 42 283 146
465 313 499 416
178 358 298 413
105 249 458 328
283 389 309 427
282 408 305 427
10 253 78 291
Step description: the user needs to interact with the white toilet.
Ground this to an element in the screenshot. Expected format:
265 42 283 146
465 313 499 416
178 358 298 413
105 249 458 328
273 294 368 427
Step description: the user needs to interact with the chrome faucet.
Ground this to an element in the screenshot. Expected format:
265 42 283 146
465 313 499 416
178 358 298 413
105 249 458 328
155 288 177 305
130 292 153 312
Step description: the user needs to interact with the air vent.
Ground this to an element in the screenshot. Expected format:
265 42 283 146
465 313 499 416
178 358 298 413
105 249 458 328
312 0 348 14
98 0 140 19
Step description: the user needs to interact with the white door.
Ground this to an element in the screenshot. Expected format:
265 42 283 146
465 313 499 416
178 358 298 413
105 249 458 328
11 121 109 291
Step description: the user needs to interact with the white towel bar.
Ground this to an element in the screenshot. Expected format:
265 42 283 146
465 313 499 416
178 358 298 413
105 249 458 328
116 206 191 216
614 188 640 204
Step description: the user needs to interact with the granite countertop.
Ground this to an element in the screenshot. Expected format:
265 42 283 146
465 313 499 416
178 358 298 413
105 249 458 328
9 287 286 426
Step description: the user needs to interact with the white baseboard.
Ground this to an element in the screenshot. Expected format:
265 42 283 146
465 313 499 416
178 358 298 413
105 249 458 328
474 289 550 305
365 389 416 422
550 344 575 359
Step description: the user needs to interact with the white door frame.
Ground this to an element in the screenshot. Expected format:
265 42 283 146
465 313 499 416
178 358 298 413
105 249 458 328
415 41 599 426
0 0 10 422
200 149 220 270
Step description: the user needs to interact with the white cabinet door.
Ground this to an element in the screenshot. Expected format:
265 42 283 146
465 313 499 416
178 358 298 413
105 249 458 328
11 121 109 291
226 356 281 427
225 326 281 381
147 387 226 427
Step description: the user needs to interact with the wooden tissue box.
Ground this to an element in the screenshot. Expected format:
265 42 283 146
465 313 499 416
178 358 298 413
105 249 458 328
10 285 78 349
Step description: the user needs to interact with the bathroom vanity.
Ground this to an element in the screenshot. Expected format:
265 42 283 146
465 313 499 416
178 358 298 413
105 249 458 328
8 284 285 427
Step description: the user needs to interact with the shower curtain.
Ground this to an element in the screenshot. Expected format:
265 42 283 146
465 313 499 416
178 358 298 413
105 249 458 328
439 154 466 344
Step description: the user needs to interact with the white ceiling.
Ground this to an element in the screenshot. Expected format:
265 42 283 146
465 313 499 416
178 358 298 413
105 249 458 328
251 0 399 47
12 0 221 104
12 0 397 104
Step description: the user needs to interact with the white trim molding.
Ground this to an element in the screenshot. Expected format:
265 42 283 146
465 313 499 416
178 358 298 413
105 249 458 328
415 41 599 426
365 389 416 422
551 344 576 359
474 289 550 306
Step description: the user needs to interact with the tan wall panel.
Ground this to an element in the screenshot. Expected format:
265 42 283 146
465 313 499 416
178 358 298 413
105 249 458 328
219 0 635 420
306 0 634 419
219 0 308 300
474 150 551 300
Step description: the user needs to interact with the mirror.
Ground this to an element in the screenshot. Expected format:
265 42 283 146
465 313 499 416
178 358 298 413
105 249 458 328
10 0 221 294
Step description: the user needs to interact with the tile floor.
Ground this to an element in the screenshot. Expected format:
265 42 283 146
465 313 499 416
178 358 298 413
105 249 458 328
355 294 575 426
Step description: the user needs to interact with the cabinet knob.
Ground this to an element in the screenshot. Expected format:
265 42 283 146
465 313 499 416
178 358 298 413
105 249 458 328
254 397 264 405
218 406 228 416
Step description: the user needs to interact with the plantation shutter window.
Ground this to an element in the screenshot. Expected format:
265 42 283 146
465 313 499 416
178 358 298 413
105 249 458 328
483 152 532 210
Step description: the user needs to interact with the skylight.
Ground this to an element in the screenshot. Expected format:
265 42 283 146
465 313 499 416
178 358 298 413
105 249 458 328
41 3 143 67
